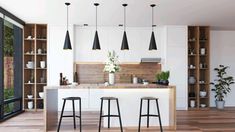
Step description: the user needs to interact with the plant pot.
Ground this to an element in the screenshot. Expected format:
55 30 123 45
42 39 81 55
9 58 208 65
215 100 225 110
162 80 169 85
109 73 115 85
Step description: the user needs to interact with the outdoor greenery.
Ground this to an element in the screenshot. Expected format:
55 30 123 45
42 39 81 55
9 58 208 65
4 23 14 56
4 88 14 114
211 65 235 101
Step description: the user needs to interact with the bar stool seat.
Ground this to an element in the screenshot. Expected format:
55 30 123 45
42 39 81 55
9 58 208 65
98 97 123 132
138 97 163 132
63 97 81 100
57 96 82 132
101 97 117 100
141 97 158 100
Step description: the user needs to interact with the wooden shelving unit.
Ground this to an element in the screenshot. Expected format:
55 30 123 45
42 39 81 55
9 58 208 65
23 24 47 111
188 26 210 110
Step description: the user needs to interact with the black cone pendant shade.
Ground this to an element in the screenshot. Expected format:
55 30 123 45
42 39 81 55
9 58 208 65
149 4 157 50
149 31 157 50
92 3 101 50
121 31 129 50
64 30 72 49
63 2 72 50
93 31 100 49
121 4 129 50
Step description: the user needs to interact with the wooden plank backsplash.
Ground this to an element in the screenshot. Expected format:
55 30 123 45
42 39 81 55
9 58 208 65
76 63 161 84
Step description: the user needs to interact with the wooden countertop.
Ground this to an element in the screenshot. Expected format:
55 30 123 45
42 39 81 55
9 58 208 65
44 83 175 89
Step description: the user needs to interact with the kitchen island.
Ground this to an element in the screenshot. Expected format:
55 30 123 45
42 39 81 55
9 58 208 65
44 84 176 131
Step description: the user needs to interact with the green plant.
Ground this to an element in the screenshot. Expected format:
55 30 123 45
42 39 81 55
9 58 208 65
155 71 170 81
211 65 234 101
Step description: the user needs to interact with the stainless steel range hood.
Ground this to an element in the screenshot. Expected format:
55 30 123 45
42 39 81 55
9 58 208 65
141 58 161 63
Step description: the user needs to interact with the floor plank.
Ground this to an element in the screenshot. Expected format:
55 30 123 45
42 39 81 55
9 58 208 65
0 108 235 131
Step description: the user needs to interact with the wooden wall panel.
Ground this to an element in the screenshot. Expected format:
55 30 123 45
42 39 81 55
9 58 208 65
76 63 161 84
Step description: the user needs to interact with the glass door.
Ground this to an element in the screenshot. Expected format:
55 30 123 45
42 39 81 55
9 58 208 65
0 18 23 120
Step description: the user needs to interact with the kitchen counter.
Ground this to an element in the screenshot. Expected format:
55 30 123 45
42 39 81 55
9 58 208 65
44 84 176 131
46 83 174 89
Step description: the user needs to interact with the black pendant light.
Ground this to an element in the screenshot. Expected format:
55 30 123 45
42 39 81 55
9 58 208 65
92 3 101 50
149 4 157 50
63 2 72 50
121 4 129 50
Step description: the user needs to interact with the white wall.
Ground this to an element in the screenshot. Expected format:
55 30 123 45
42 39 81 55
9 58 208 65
210 30 235 107
162 26 188 110
74 26 164 62
47 25 74 85
74 25 188 110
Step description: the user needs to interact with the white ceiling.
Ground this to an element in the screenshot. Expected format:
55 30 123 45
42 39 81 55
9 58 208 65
1 0 235 29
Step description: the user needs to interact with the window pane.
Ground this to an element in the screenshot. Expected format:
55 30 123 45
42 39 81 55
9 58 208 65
4 100 21 116
3 20 14 100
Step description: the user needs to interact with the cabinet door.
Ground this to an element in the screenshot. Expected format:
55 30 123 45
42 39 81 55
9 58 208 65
58 89 89 111
89 89 104 110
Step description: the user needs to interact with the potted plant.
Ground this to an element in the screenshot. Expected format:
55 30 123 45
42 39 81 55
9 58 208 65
211 65 234 109
155 71 170 85
103 51 120 85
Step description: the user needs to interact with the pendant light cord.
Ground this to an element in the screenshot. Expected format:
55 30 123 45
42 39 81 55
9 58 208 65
67 5 69 31
152 6 154 31
124 6 126 31
96 5 97 31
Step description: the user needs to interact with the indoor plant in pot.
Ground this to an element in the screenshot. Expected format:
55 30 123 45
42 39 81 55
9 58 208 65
103 51 120 85
211 65 234 109
155 71 170 85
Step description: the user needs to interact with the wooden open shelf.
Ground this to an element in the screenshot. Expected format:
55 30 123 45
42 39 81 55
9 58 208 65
188 26 210 110
23 24 47 111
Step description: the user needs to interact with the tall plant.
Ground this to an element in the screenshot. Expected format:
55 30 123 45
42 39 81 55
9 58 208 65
211 65 234 101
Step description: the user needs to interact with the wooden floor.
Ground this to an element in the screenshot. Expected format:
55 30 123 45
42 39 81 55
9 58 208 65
1 108 235 132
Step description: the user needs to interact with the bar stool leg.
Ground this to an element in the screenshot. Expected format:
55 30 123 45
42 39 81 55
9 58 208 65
79 99 82 132
116 99 123 132
108 99 110 128
156 99 163 132
147 99 150 128
138 99 143 132
72 100 76 129
57 100 66 132
98 99 103 132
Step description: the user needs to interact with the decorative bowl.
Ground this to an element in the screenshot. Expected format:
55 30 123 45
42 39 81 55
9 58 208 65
200 91 207 97
200 104 206 108
27 95 33 99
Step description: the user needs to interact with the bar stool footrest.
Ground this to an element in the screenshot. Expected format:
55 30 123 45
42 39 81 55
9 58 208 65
102 115 120 117
62 115 81 118
141 114 160 117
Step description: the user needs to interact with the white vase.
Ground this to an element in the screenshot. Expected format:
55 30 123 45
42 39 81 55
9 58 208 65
28 101 33 109
200 48 205 55
40 61 46 68
190 100 195 108
109 73 115 85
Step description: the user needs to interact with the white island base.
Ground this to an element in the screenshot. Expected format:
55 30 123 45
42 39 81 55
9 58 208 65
44 84 176 131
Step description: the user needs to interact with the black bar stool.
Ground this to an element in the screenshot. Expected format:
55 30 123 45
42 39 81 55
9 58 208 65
138 97 163 132
57 97 82 132
98 97 123 132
